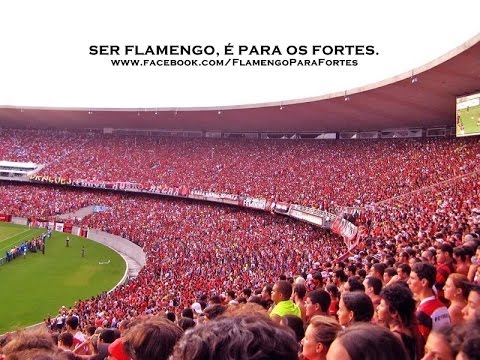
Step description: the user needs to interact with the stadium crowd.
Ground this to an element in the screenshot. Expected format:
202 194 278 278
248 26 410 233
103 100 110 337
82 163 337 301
1 130 480 359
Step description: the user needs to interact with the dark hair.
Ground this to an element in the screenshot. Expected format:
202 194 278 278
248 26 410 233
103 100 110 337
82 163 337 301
275 280 293 300
293 284 307 299
242 288 252 298
333 323 409 360
227 290 236 299
307 289 331 313
341 291 374 323
371 263 386 277
439 243 453 256
411 262 436 288
326 284 339 299
181 308 194 319
65 316 79 330
209 295 222 304
397 263 411 276
453 247 466 262
171 315 298 360
380 283 415 326
384 267 396 278
178 317 196 332
282 315 305 343
347 277 365 292
166 312 176 323
365 276 383 295
357 269 367 279
123 317 183 360
203 304 226 321
58 332 74 348
99 329 118 344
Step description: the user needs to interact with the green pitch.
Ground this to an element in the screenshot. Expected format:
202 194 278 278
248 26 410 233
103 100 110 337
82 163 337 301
0 223 126 334
457 104 480 136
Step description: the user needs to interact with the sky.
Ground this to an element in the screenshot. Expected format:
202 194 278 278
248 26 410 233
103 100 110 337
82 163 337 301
0 1 478 108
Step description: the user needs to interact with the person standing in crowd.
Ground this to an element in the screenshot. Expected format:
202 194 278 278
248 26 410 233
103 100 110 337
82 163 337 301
377 283 425 360
443 273 469 325
302 315 342 360
270 280 301 323
408 262 451 341
305 289 332 324
337 291 374 327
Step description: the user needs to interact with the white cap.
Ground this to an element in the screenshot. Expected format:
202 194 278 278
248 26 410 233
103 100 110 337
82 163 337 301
191 302 203 314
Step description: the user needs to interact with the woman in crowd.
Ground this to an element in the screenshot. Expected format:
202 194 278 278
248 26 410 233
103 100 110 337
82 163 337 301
302 315 342 360
337 291 374 327
443 273 469 325
377 283 424 360
327 323 409 360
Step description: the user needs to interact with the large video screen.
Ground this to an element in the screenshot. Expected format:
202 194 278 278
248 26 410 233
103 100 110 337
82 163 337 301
456 92 480 137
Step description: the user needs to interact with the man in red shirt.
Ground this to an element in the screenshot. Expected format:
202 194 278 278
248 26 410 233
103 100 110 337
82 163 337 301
408 262 450 341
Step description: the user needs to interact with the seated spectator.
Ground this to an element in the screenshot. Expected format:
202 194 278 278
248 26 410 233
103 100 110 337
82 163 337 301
171 315 299 360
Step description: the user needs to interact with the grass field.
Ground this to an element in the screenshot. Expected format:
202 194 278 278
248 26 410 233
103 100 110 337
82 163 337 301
457 104 480 136
0 223 126 334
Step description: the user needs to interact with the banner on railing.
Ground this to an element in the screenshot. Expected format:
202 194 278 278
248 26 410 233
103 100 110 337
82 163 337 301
189 189 239 205
55 222 64 232
288 207 325 227
0 214 12 222
331 217 358 242
242 197 267 210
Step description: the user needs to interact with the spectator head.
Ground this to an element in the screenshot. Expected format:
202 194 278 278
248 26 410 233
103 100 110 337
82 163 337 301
203 304 226 322
181 308 194 319
272 281 293 305
281 315 305 343
311 272 323 288
345 277 365 293
383 267 396 284
369 263 385 279
363 276 383 296
65 316 79 331
166 312 176 323
98 329 118 344
191 302 203 316
462 284 480 322
242 288 252 298
178 317 196 332
326 323 409 360
261 285 273 300
378 283 416 328
444 273 469 303
305 289 331 319
3 328 57 360
122 317 183 360
338 291 374 327
302 315 342 360
171 315 298 360
58 332 74 350
436 244 453 264
396 263 411 281
423 325 457 360
409 262 436 297
293 283 307 300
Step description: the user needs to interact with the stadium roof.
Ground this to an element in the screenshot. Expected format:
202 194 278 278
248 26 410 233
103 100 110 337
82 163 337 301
0 35 479 133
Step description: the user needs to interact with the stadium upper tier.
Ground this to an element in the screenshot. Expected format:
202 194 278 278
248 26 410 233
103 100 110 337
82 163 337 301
1 129 480 207
0 35 479 132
